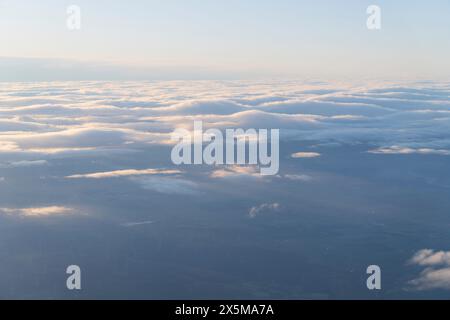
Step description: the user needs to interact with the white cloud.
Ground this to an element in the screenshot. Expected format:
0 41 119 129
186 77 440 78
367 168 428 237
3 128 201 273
291 152 321 159
408 249 450 290
26 147 98 154
283 174 313 181
369 146 450 155
409 249 450 267
409 268 450 291
156 100 247 116
66 168 181 179
0 206 74 217
0 141 20 152
249 203 280 218
0 80 450 166
121 220 154 227
1 160 48 168
131 176 200 195
210 165 262 179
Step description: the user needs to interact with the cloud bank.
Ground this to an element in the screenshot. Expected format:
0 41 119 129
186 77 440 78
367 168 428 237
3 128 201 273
0 80 448 161
0 80 449 200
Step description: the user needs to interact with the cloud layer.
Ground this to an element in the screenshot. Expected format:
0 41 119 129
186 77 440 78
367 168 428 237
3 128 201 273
0 80 449 160
1 80 449 208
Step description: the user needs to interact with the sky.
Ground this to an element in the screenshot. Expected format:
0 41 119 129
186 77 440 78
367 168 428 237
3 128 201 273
1 0 450 80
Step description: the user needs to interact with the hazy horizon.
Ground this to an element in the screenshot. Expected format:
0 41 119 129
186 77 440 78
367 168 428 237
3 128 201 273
1 0 450 81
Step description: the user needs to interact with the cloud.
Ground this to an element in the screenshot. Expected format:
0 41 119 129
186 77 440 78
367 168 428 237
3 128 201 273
0 206 74 217
121 220 154 227
283 174 313 181
1 80 450 169
157 100 247 116
210 165 262 179
66 168 181 179
131 176 200 195
259 100 393 117
0 141 21 152
0 124 168 155
369 146 450 155
249 203 280 218
407 249 450 290
25 147 98 154
409 249 450 267
0 118 50 132
1 127 140 149
0 160 48 168
408 268 450 291
291 152 321 159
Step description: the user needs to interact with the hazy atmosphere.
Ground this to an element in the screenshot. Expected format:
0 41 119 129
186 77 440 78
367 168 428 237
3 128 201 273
1 1 450 299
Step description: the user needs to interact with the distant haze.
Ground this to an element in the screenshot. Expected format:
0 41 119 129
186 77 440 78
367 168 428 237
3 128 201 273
1 0 450 81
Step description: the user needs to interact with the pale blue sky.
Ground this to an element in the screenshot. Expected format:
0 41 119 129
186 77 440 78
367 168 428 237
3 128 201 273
1 0 450 80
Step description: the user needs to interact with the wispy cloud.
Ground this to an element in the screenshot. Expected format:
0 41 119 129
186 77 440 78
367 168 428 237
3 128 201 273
0 160 48 168
291 152 321 159
249 203 280 218
132 176 200 195
121 220 154 227
0 206 74 217
66 168 181 179
210 166 262 179
369 146 450 156
283 174 314 182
